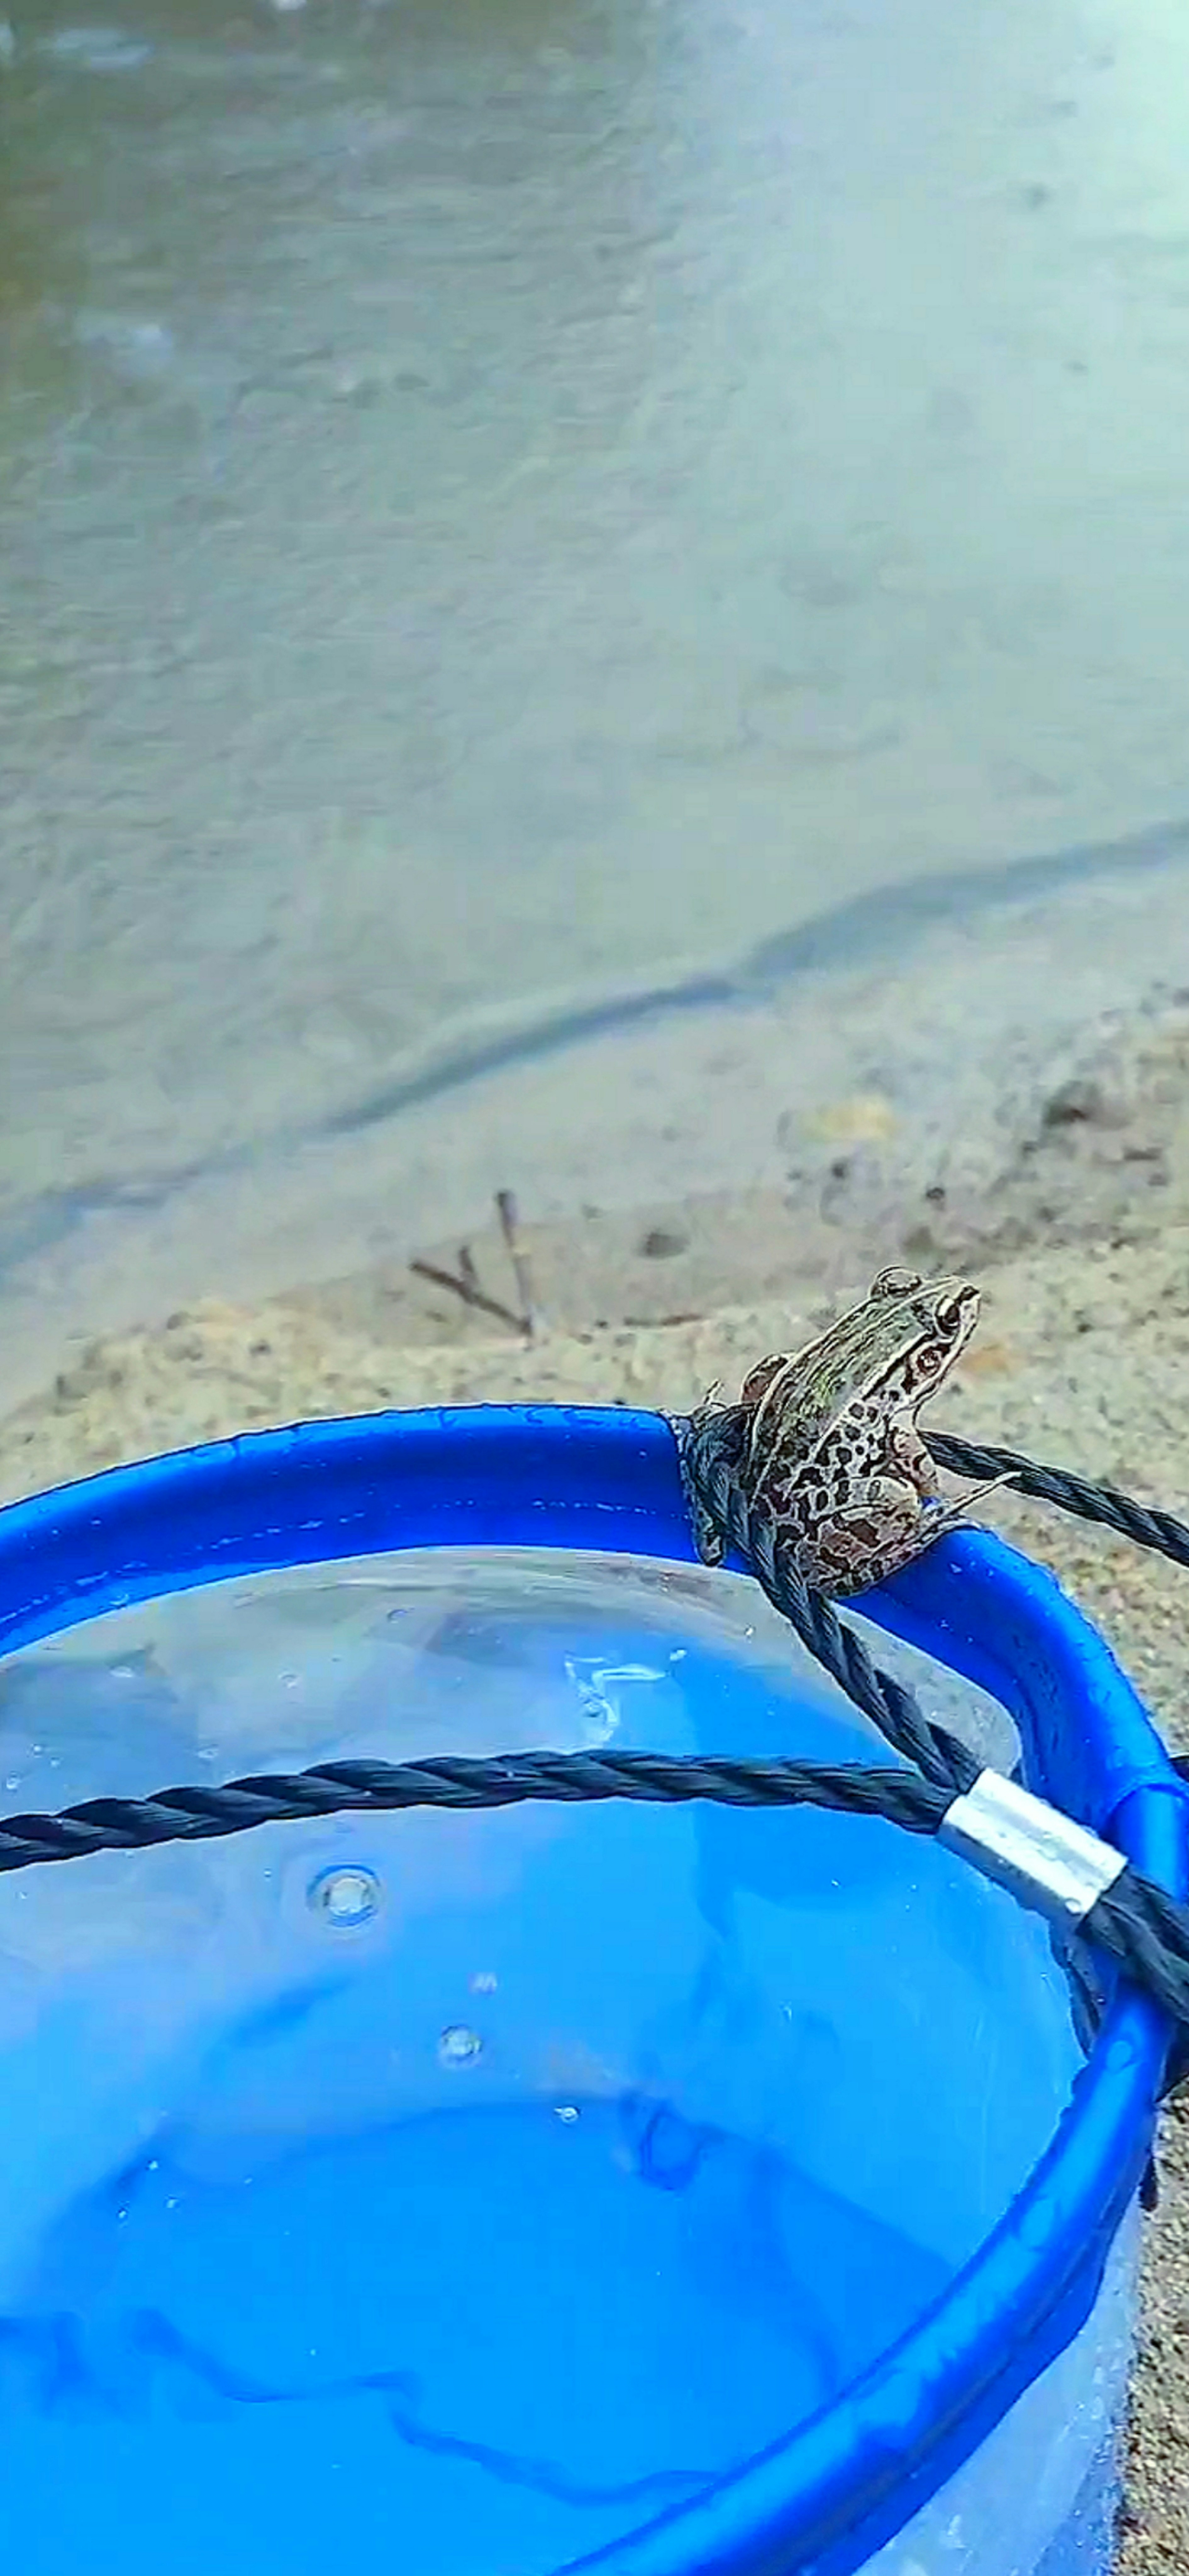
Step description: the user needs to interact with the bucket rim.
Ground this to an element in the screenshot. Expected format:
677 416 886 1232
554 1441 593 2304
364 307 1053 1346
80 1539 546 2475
0 1400 1183 2576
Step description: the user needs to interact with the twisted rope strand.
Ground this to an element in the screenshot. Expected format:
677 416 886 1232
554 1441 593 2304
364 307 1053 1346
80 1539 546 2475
931 1431 1189 1567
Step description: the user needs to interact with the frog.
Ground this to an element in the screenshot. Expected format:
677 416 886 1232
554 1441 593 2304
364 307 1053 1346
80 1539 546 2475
686 1265 997 1596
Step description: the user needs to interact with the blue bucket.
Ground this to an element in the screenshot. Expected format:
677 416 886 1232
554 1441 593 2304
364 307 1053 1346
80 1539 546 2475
0 1404 1182 2576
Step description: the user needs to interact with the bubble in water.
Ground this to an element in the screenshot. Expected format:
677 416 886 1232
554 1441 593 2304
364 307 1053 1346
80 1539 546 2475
438 2024 483 2067
307 1865 381 1928
553 2105 580 2124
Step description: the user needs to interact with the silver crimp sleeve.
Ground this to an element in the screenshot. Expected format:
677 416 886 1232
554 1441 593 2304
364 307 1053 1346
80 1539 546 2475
938 1769 1127 1927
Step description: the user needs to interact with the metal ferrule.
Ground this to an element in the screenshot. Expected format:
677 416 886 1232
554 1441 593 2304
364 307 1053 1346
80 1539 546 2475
939 1768 1127 1926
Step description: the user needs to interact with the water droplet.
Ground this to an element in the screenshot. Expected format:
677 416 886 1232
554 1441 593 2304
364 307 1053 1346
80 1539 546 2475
553 2104 580 2124
307 1865 381 1927
469 1970 498 1994
4 1778 19 1793
439 2024 483 2067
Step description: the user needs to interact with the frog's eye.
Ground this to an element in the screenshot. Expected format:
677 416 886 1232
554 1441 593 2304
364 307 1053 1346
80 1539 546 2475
916 1346 942 1374
934 1292 969 1338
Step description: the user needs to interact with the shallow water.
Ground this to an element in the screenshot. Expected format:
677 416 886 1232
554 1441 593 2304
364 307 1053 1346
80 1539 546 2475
4 0 1189 1295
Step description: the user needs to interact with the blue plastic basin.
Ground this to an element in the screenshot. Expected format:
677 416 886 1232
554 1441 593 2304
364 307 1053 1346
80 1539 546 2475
0 1404 1182 2576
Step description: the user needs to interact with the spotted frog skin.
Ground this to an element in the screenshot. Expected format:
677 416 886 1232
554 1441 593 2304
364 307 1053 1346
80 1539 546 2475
694 1266 995 1596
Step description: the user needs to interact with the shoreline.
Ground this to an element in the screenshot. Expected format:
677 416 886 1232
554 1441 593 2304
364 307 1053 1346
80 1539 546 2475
4 846 1189 1413
6 817 1189 1281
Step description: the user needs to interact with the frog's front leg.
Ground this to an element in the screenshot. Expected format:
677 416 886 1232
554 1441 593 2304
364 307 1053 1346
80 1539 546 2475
889 1418 1014 1519
887 1418 942 1498
690 1493 726 1568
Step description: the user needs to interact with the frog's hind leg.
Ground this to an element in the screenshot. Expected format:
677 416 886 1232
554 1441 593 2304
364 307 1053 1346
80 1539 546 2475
802 1478 926 1597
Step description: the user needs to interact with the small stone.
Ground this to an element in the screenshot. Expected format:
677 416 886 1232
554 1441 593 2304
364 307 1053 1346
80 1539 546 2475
639 1226 688 1260
1040 1077 1114 1129
805 1093 897 1146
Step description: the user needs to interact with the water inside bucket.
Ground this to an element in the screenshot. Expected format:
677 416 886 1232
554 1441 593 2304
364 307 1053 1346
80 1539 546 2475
0 1549 1083 2574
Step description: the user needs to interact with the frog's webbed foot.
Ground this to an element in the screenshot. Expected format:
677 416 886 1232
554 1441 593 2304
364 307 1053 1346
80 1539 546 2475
691 1378 725 1425
943 1468 1017 1515
890 1421 1014 1519
692 1508 727 1568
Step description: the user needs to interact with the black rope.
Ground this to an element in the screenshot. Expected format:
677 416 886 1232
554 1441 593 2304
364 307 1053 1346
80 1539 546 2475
930 1431 1189 1569
0 1752 952 1874
0 1747 1185 2082
675 1407 980 1799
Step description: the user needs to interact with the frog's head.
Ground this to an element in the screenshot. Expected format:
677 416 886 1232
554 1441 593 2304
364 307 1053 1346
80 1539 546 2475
738 1264 982 1459
870 1267 981 1401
